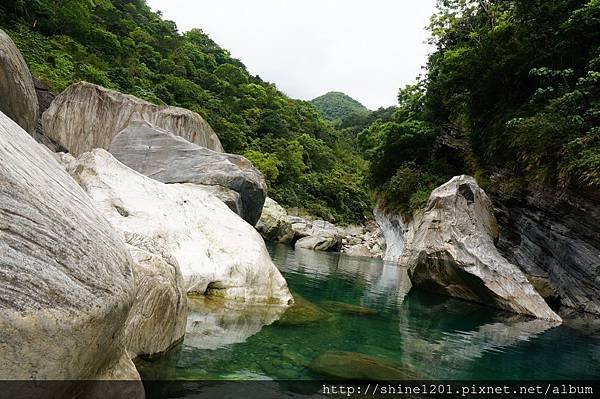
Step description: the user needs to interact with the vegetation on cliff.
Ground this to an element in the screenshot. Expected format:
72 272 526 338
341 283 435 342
0 0 371 223
362 0 600 212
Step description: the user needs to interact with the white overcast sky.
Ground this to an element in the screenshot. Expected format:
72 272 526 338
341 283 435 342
146 0 436 109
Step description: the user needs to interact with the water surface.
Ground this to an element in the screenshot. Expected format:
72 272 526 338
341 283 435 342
137 244 600 383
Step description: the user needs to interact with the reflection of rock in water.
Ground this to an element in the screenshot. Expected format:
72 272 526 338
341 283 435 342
272 244 412 308
184 297 287 350
398 296 560 378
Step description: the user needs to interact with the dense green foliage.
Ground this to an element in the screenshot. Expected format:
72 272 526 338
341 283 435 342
364 0 600 213
0 0 372 223
311 91 370 121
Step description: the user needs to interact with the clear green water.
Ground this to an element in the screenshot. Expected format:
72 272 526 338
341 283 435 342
137 244 600 382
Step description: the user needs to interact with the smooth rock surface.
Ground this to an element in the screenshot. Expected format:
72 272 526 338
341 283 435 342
122 234 187 358
404 175 561 321
42 82 223 156
295 234 342 252
109 121 265 225
189 184 242 216
0 111 138 380
256 197 294 244
67 149 292 304
289 217 342 252
0 29 38 133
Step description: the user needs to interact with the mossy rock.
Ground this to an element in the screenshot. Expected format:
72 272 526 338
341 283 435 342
275 294 332 326
309 351 420 380
320 300 378 316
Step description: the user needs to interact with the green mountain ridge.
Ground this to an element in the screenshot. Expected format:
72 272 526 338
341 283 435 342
310 91 370 121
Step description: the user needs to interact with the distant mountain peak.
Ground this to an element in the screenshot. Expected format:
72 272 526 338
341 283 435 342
310 92 369 121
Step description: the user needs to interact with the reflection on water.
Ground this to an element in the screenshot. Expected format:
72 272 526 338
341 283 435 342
138 244 600 384
184 297 287 350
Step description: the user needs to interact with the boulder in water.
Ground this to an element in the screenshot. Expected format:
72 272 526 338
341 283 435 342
404 175 561 322
275 295 331 326
122 234 188 358
66 149 292 304
109 121 265 225
309 351 420 380
0 29 38 133
295 234 341 251
42 81 223 156
320 300 378 316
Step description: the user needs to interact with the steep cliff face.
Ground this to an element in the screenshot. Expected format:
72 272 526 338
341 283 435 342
493 187 600 315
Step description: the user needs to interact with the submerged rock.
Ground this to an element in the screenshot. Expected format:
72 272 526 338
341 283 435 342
0 29 38 133
320 300 378 316
109 121 266 225
404 175 561 321
276 295 331 326
0 111 138 380
309 351 419 380
256 197 294 244
67 149 292 304
42 81 223 156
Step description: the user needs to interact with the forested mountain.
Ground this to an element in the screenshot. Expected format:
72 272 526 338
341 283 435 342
360 0 600 213
311 91 370 121
0 0 371 223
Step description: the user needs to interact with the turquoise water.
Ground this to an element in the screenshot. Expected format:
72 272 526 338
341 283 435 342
137 244 600 382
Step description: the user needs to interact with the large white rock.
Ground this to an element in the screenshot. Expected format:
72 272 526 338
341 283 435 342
42 82 223 156
403 175 561 321
0 29 38 133
0 111 138 380
67 149 293 304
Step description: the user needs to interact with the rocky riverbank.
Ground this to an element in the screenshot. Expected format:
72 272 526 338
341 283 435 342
0 28 291 385
256 197 385 258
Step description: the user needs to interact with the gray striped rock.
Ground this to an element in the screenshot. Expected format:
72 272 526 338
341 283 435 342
42 82 223 156
109 121 266 226
0 29 38 133
0 111 138 380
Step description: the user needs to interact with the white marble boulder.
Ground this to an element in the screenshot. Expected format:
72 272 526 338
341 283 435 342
66 149 293 305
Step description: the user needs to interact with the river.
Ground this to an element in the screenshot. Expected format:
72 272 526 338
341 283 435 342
136 243 600 394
